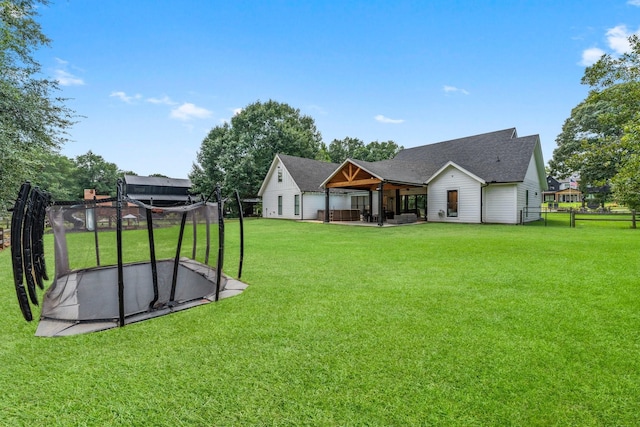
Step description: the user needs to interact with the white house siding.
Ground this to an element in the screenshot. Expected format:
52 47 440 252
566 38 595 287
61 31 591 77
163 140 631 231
517 155 543 223
483 184 517 224
260 158 356 220
427 165 482 223
261 161 301 219
303 192 351 220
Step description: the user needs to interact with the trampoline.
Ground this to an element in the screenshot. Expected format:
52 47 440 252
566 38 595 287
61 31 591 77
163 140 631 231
10 180 247 336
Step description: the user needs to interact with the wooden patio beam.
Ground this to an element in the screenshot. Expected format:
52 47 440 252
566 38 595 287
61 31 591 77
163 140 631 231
325 178 381 188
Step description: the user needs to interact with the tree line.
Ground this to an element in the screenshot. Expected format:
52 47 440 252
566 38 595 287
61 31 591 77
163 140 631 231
28 150 138 201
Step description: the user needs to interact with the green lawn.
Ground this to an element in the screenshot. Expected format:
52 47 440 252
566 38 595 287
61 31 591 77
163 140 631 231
1 219 638 425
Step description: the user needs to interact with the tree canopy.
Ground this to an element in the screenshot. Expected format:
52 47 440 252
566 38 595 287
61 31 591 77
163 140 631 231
29 150 132 200
190 100 324 199
0 0 76 209
326 137 403 163
549 35 640 209
73 151 125 197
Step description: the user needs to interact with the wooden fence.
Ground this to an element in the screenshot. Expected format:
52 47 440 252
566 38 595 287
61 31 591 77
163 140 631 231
0 227 8 249
570 210 636 228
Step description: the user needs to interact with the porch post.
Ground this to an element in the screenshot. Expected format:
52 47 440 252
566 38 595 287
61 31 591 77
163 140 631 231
368 189 373 222
425 187 428 220
378 182 384 226
395 189 401 214
324 188 330 223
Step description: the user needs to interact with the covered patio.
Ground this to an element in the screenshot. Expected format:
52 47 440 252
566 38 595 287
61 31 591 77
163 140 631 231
321 159 428 226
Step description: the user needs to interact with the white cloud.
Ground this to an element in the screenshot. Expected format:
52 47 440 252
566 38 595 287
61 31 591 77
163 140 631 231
374 114 404 124
53 58 84 86
232 107 243 116
55 69 85 86
606 25 638 54
579 24 640 67
147 95 177 105
628 0 640 6
443 85 470 95
170 103 213 121
580 47 606 66
110 91 142 103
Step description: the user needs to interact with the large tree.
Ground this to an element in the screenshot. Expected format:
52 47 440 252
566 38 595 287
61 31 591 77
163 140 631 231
549 35 640 207
31 151 79 201
73 151 123 197
549 81 639 187
327 137 367 163
610 121 640 210
327 137 403 163
363 140 403 162
191 100 323 199
0 0 76 209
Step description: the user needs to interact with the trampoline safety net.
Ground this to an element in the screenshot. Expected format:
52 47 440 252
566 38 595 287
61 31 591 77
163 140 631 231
9 181 246 337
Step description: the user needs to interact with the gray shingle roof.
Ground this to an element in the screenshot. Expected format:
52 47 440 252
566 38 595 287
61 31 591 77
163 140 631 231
348 158 428 185
275 128 541 191
278 154 341 192
124 175 192 188
392 128 540 183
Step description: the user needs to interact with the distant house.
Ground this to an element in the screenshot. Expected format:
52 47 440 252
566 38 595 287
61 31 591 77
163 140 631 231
260 128 547 225
543 175 582 203
258 154 355 220
123 175 193 206
542 176 561 202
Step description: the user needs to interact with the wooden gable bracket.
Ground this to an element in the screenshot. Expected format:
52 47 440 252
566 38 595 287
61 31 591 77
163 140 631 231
341 163 361 183
325 162 381 189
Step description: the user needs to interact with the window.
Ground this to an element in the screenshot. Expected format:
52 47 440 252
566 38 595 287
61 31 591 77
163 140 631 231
351 195 367 210
294 194 300 216
277 169 282 182
447 190 458 217
278 196 283 215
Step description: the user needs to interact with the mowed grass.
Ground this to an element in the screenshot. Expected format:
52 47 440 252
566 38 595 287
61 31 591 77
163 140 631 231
0 219 638 425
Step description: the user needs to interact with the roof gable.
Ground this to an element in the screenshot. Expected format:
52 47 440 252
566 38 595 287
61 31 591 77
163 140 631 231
258 154 340 195
279 154 340 192
425 161 486 185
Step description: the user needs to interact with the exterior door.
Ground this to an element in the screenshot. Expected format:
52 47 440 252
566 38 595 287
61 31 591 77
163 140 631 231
447 190 458 217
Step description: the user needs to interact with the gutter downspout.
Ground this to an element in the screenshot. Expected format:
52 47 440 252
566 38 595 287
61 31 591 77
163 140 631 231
480 183 488 223
300 191 304 220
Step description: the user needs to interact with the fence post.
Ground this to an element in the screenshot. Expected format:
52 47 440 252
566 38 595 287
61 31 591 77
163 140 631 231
633 210 636 229
544 208 547 226
570 209 574 228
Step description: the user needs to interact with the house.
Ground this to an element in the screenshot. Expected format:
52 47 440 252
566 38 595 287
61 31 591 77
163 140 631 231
123 175 193 206
542 176 561 202
543 175 582 204
260 128 547 225
322 128 546 225
257 154 357 220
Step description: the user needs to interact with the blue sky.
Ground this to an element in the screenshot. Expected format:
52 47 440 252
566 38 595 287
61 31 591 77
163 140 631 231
36 0 640 178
